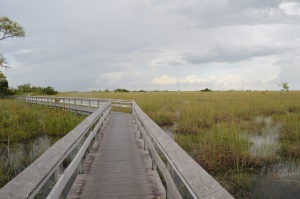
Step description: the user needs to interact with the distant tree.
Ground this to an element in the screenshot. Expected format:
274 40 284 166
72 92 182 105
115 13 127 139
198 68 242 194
0 71 8 95
16 83 58 95
0 16 25 69
17 83 31 94
279 82 289 94
104 88 110 92
43 86 58 95
6 87 17 95
201 88 212 92
31 86 43 94
114 88 129 92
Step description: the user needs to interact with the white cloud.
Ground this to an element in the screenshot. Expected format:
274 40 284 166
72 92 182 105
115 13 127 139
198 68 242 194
280 1 300 16
96 71 143 85
150 51 185 66
151 74 256 90
179 75 203 84
152 75 178 85
150 54 281 90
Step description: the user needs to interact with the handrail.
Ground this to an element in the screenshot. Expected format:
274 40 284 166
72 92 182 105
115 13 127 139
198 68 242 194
17 96 132 114
0 98 111 199
17 96 111 114
131 101 233 199
47 106 111 199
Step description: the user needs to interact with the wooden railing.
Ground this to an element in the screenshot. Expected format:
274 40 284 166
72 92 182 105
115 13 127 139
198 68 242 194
0 97 111 199
18 96 111 114
17 96 132 115
131 101 233 199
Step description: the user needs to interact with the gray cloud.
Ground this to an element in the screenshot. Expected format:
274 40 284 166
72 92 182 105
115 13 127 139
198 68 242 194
1 0 300 91
272 48 300 88
183 43 292 64
155 0 299 28
227 0 284 9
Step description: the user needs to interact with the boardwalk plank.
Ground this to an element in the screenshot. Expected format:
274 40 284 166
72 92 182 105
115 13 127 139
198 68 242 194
75 112 162 199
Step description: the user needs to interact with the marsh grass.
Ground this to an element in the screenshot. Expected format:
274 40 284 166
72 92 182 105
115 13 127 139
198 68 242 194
59 91 300 198
0 99 86 188
0 99 86 142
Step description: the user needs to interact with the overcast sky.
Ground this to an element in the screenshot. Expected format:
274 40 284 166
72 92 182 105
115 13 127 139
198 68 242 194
1 0 300 91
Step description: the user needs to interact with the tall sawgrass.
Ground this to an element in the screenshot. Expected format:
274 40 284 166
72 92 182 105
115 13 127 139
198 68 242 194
59 91 300 197
59 91 300 161
0 99 86 142
0 99 86 188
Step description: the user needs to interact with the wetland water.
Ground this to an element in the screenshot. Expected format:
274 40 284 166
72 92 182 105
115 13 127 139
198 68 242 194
162 118 300 199
0 135 59 189
1 117 299 198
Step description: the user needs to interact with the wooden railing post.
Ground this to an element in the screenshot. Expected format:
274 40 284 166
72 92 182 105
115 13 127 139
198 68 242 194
68 98 70 110
74 98 76 111
81 99 83 114
55 164 64 182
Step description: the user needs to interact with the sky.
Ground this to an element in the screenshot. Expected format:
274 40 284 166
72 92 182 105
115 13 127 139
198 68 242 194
1 0 300 91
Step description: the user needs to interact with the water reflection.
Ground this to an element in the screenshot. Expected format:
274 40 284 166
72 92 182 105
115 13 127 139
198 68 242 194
251 160 300 198
162 123 176 139
247 117 300 198
162 118 300 199
248 116 280 157
0 135 59 188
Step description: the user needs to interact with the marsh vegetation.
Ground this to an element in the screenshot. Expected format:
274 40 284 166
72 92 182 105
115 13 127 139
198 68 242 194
0 99 85 188
60 91 300 198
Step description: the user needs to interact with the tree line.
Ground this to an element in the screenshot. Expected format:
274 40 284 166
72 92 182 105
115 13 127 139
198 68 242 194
0 75 58 96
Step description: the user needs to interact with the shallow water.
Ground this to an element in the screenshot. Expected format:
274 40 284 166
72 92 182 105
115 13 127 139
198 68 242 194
248 116 280 157
247 117 300 198
162 123 176 139
162 117 300 199
250 160 300 198
0 135 59 188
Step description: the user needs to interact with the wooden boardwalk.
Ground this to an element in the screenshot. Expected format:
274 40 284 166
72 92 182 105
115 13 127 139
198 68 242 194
0 97 233 199
68 112 164 199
